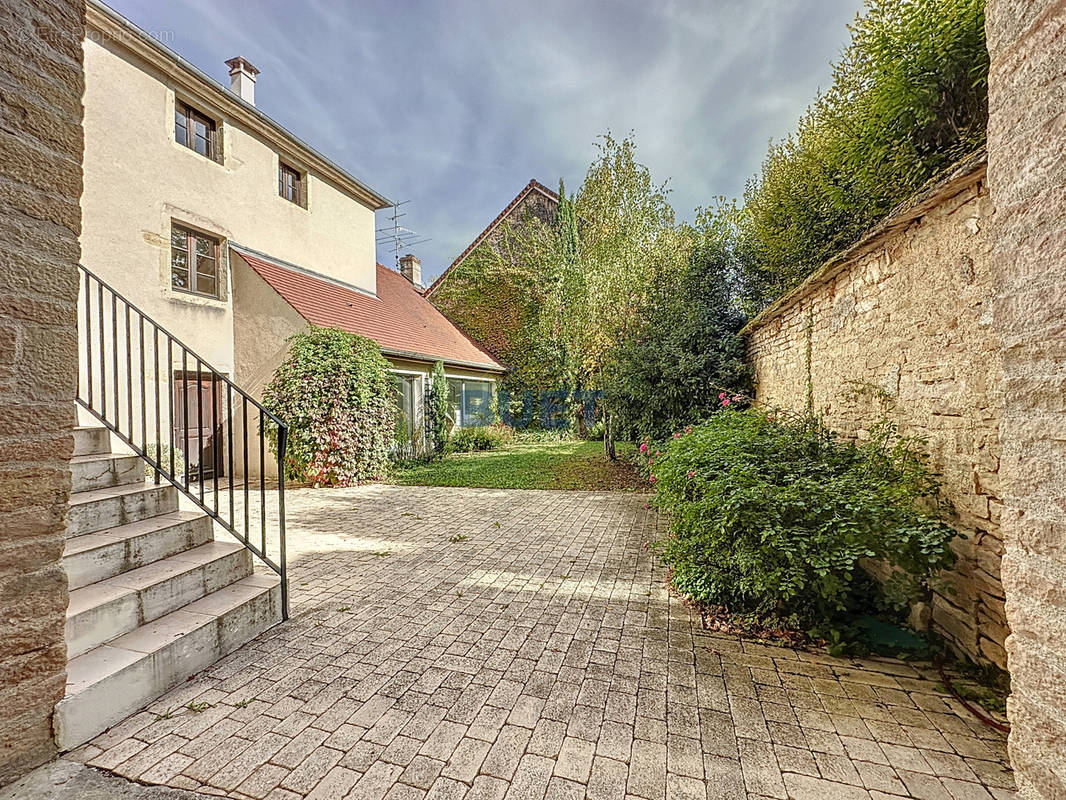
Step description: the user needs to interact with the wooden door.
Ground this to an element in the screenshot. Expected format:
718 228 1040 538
173 371 223 481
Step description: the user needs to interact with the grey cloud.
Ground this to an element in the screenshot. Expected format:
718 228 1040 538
110 0 863 280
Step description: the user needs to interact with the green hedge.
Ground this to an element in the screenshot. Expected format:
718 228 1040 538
448 425 511 453
738 0 988 311
649 409 958 627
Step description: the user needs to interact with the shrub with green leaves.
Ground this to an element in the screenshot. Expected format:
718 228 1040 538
649 409 958 626
428 361 450 457
263 326 396 487
448 425 510 453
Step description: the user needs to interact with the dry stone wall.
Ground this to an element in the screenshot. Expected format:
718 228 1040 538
985 1 1066 796
0 0 84 784
746 163 1008 668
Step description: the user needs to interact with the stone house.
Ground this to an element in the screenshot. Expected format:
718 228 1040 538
5 0 1066 796
80 0 503 471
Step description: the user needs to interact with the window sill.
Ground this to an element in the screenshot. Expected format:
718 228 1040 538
171 139 227 169
165 286 228 309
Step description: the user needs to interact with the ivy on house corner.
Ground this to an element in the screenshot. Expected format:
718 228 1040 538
263 325 397 487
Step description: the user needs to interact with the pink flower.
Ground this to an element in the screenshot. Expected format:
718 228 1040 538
718 392 727 400
673 432 681 439
655 450 661 457
684 426 692 434
639 442 648 453
687 470 695 478
722 398 731 406
648 475 657 484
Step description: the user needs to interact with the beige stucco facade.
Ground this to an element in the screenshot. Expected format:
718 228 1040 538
76 0 393 461
79 3 385 388
231 257 499 479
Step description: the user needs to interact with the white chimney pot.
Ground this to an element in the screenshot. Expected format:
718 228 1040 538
225 56 259 105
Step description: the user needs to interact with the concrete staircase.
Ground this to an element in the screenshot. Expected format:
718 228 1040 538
55 423 282 750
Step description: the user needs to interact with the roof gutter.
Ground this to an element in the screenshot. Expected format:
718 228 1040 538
87 0 393 211
379 347 505 374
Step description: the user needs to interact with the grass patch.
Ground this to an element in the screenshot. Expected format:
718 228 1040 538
390 440 647 492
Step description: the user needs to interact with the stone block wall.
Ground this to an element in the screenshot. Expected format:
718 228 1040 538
985 1 1066 796
746 162 1008 668
0 0 84 784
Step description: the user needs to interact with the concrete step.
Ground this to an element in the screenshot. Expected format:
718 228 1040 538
73 426 110 457
65 540 253 658
70 453 143 493
63 511 214 590
55 573 281 750
68 482 178 538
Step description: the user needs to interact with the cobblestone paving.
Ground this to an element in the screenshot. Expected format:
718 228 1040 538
65 485 1016 799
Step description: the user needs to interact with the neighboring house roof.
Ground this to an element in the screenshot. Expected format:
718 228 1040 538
424 179 558 297
234 248 504 373
87 0 392 212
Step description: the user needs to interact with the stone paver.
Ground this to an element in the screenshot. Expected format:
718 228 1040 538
58 485 1014 799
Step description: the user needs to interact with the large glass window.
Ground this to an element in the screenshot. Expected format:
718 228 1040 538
446 378 496 428
394 375 416 442
463 380 494 426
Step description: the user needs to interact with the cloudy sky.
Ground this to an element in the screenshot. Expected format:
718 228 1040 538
106 0 864 283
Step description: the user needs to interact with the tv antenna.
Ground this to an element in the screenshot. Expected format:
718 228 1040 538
376 201 431 270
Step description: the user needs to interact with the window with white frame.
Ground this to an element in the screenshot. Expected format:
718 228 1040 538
447 378 495 428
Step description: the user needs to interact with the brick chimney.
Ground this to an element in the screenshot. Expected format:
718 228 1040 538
225 57 259 105
399 254 422 288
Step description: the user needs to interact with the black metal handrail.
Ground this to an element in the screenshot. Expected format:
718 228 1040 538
76 265 288 619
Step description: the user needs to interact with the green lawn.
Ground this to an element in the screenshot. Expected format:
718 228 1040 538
390 440 648 491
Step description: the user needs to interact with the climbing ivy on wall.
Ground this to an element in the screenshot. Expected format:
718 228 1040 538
431 202 565 397
263 326 396 487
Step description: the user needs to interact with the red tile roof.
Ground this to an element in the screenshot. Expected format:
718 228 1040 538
424 179 558 297
236 249 504 372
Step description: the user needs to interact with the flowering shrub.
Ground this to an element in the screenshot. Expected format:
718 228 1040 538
263 326 397 487
649 409 958 628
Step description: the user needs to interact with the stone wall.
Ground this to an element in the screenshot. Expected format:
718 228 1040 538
0 0 84 784
985 2 1066 796
745 158 1008 668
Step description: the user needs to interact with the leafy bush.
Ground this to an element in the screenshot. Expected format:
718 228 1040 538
262 326 396 487
606 205 751 441
738 0 988 311
427 361 450 457
448 425 511 453
649 409 958 627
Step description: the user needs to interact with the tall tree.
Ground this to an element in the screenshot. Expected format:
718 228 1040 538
570 134 686 456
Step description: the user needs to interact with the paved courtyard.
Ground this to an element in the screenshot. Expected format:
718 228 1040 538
61 486 1014 799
